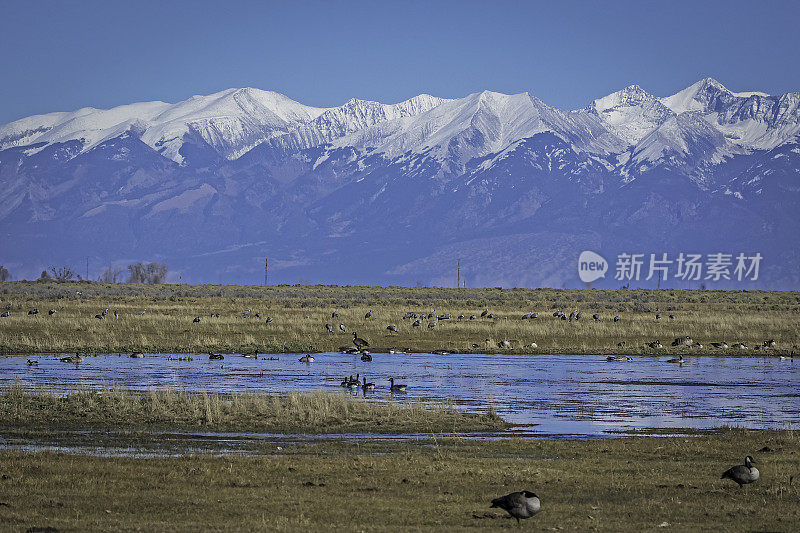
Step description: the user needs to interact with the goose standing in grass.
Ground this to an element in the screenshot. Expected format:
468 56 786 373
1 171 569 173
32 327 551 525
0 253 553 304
412 319 421 327
386 325 398 334
490 490 541 524
481 309 489 317
353 332 369 350
339 323 346 332
138 308 147 316
388 377 407 392
722 456 759 488
331 311 339 318
113 310 118 319
28 308 39 315
1 311 10 317
193 316 201 323
362 377 375 391
364 310 372 320
95 313 105 320
48 309 56 315
711 342 728 349
325 323 334 333
613 315 621 322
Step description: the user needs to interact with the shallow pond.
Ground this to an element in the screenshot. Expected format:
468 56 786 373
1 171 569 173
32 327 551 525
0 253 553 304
2 352 798 439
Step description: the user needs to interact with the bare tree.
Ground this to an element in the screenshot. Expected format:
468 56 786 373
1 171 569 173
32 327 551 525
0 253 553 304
98 266 124 283
39 270 51 281
127 262 168 284
48 266 76 282
0 265 10 281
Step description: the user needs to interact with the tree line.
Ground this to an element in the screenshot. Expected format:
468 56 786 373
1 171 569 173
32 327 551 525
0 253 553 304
0 262 169 284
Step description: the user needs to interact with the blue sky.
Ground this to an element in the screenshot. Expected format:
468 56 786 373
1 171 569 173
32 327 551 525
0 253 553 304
1 0 798 124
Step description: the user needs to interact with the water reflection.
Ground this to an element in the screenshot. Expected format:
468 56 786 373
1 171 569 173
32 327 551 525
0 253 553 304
1 353 798 437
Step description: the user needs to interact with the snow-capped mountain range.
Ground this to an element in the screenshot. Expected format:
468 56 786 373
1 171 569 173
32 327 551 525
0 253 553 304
1 78 798 287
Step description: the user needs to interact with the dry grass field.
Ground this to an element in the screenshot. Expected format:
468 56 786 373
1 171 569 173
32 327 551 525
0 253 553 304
1 281 798 355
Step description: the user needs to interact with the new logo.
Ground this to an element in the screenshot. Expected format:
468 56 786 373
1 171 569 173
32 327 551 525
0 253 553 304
578 251 608 283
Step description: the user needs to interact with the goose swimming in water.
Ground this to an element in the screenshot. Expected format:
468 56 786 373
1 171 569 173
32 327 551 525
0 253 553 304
298 354 315 363
722 456 759 488
666 355 684 364
490 490 541 524
388 377 407 392
361 377 375 391
606 355 631 362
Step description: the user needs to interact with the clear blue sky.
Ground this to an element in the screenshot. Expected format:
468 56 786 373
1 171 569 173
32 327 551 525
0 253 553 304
1 0 798 124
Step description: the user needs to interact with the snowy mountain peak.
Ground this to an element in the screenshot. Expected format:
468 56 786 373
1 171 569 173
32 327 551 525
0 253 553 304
587 84 673 145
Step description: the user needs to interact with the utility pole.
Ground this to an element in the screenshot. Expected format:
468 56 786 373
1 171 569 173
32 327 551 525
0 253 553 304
264 257 268 286
86 257 89 281
457 259 460 289
657 270 662 290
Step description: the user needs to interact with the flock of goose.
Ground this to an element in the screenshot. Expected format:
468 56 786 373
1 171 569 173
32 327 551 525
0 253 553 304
492 455 760 524
338 373 407 393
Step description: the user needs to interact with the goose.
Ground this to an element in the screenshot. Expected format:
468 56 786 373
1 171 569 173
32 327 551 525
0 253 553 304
386 325 398 334
666 355 684 364
469 315 477 320
647 340 663 349
298 354 315 363
255 312 261 319
95 313 104 320
388 349 407 354
388 377 407 392
490 490 541 524
113 310 118 319
339 323 346 332
60 353 84 363
498 340 511 349
353 332 369 349
331 311 339 318
361 377 375 391
347 375 360 390
412 319 421 327
27 359 38 366
340 375 354 387
242 352 258 359
528 342 538 349
613 315 621 322
711 342 728 349
655 313 662 319
193 316 201 323
364 310 372 319
138 308 147 315
480 309 489 317
428 319 437 329
265 316 273 323
592 313 600 321
606 355 631 362
209 353 224 360
764 339 776 348
779 350 794 361
458 314 465 320
101 309 108 317
130 353 144 358
1 311 9 317
669 314 676 320
575 311 582 320
732 343 748 349
28 308 39 315
532 312 538 318
325 323 334 333
722 456 759 488
48 309 56 315
431 349 450 355
361 352 372 362
617 341 626 347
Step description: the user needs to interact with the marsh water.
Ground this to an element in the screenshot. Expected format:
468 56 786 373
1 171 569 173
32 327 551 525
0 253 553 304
2 352 798 440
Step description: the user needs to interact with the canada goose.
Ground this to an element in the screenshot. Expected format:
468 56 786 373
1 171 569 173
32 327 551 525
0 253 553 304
732 343 748 349
481 309 489 317
28 308 39 315
339 324 346 332
60 353 84 363
298 354 315 363
666 355 684 364
490 490 541 524
386 325 398 334
362 377 375 391
102 309 108 317
469 315 477 320
498 340 511 349
364 310 372 319
532 312 538 318
255 312 261 319
138 308 147 315
388 349 407 354
711 342 728 349
113 310 118 319
431 349 450 355
428 319 437 329
193 316 201 323
130 353 144 358
209 353 224 360
593 313 600 321
647 340 663 349
779 350 794 361
332 311 339 318
606 355 631 362
528 342 538 349
353 332 369 349
669 314 676 320
764 339 776 348
412 319 421 327
325 323 334 333
655 313 662 319
722 456 759 488
458 314 465 320
340 375 354 387
242 353 258 359
95 314 104 320
27 359 38 366
1 311 9 317
617 341 626 348
614 315 621 322
361 352 372 362
388 377 407 392
266 316 273 323
48 309 56 315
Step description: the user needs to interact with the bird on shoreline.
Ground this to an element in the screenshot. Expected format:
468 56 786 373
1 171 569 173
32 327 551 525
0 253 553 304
722 456 759 488
490 490 541 524
353 332 369 350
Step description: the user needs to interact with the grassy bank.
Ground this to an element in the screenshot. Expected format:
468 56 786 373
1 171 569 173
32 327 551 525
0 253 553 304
0 429 798 531
1 281 798 355
0 384 506 434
